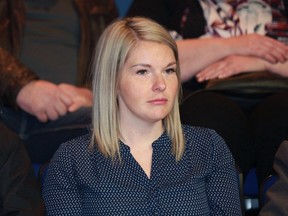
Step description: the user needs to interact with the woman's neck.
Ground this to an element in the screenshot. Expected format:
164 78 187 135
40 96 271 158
120 120 163 179
120 120 164 149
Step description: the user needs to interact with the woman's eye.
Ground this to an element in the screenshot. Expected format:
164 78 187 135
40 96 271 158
136 69 148 75
165 68 176 74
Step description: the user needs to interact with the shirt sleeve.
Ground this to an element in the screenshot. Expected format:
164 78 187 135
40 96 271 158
259 140 288 216
42 142 82 216
205 130 242 216
0 125 45 215
0 47 39 108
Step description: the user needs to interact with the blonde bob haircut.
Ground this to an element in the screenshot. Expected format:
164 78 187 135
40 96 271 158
90 16 185 161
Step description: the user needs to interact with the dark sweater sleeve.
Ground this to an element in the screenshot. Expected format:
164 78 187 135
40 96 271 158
125 0 179 30
0 124 45 215
125 0 206 38
0 47 39 108
259 140 288 216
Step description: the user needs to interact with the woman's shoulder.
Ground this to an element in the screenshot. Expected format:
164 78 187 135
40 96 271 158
182 124 234 162
54 132 92 159
62 132 91 147
182 124 219 139
182 124 228 152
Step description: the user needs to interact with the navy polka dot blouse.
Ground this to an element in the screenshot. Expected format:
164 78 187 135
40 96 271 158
43 125 242 215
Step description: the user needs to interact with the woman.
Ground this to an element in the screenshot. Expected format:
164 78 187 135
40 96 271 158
43 17 241 215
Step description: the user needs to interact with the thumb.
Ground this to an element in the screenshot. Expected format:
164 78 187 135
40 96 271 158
68 103 81 112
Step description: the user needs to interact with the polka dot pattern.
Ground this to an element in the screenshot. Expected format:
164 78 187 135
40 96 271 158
43 125 242 215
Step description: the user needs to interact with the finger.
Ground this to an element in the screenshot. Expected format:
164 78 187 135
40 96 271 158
35 112 48 122
60 91 73 107
196 68 214 82
54 101 69 116
260 41 288 63
67 96 92 112
45 108 60 121
199 64 225 81
263 50 284 63
217 71 231 79
196 72 207 82
68 103 81 112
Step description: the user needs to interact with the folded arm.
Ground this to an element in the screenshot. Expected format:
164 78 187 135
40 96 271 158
0 47 92 122
195 55 288 82
178 34 288 82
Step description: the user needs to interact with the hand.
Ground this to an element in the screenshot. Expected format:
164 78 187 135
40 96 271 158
228 34 288 64
196 55 266 82
16 80 73 122
58 83 92 112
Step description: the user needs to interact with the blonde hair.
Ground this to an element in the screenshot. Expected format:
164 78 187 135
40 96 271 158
90 17 185 161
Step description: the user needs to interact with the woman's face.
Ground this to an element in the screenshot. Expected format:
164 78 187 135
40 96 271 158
117 40 178 125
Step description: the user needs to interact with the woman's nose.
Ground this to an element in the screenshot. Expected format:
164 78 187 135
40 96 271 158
152 74 166 92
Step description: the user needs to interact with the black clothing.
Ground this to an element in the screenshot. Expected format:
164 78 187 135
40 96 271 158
0 47 38 109
180 91 288 181
0 123 45 215
127 0 206 38
0 0 118 88
259 140 288 216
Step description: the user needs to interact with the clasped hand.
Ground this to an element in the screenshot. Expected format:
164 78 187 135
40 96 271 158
196 34 288 82
16 81 92 122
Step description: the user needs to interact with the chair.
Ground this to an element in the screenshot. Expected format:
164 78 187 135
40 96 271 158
37 160 50 189
32 163 42 178
237 165 261 215
241 168 278 215
243 167 260 211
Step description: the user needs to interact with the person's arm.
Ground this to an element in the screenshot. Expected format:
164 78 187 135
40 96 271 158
206 130 242 215
0 47 73 122
259 140 288 216
177 34 288 82
58 83 92 112
42 141 82 216
265 58 288 77
195 54 288 82
0 47 38 108
0 47 92 122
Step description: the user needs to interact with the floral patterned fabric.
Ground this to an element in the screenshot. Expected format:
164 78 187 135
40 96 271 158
190 0 287 38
